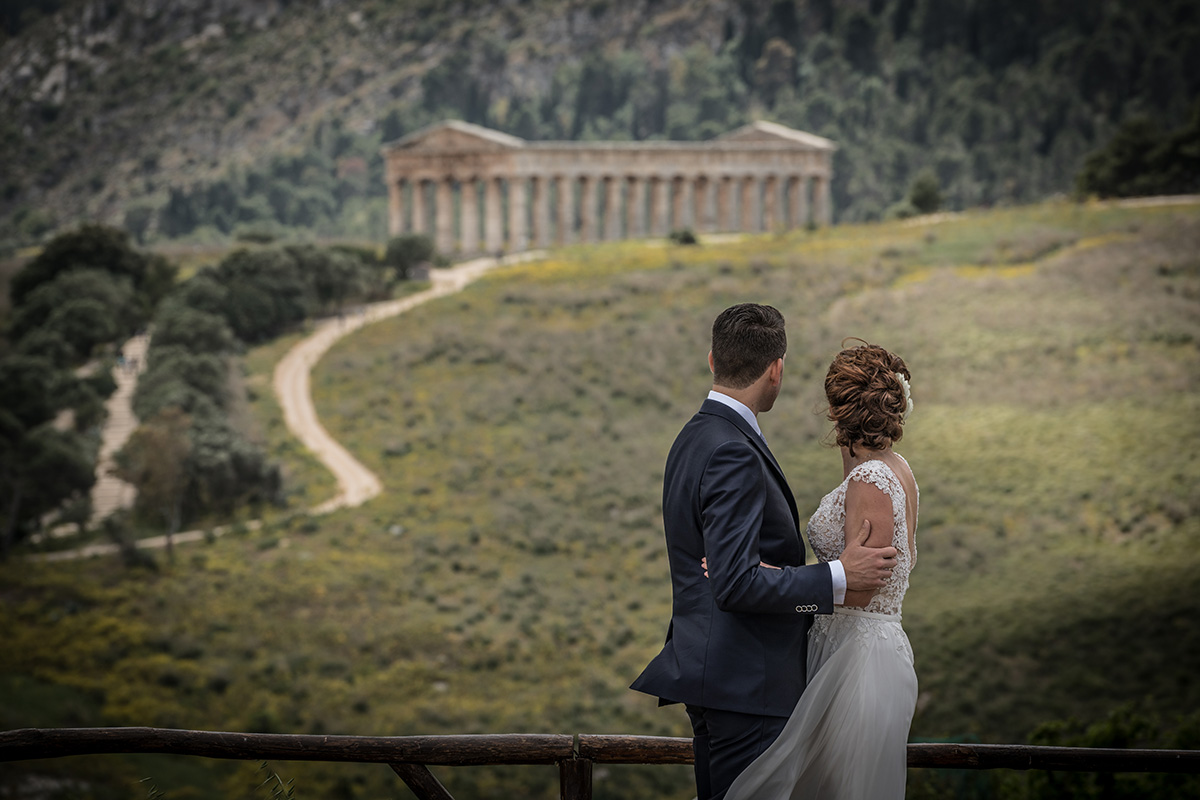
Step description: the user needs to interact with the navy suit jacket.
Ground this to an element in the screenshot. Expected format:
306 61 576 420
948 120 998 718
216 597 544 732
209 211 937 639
631 398 834 718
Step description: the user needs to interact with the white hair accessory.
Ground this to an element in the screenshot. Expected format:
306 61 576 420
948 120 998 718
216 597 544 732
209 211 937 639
895 372 913 420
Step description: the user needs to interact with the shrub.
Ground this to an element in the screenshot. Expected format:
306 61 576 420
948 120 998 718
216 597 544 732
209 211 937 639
384 234 435 282
908 169 942 215
668 228 699 245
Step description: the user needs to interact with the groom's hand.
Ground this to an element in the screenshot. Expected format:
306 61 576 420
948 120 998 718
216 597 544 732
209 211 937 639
841 519 899 592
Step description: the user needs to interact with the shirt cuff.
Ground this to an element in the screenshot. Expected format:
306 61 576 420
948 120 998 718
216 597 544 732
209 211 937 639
829 559 847 605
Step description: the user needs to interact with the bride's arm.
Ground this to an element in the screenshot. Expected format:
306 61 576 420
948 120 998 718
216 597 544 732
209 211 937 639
842 478 895 608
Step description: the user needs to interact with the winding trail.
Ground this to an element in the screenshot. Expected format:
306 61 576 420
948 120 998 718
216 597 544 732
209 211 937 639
35 252 542 561
275 252 544 513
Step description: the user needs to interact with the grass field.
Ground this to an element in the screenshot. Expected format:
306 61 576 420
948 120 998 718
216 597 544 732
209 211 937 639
2 200 1198 798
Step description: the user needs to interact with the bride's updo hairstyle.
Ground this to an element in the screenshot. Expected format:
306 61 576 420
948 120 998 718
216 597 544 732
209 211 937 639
824 339 911 456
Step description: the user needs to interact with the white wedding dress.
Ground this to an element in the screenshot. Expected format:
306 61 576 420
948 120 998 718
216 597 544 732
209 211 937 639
725 457 919 800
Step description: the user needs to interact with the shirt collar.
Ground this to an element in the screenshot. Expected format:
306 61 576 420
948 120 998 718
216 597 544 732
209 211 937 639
707 390 764 441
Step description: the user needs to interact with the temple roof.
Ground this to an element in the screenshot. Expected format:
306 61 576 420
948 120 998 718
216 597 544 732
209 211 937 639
384 119 835 152
717 120 837 151
386 120 526 152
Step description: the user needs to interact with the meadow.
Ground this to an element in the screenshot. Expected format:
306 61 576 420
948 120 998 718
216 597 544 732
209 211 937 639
2 200 1198 798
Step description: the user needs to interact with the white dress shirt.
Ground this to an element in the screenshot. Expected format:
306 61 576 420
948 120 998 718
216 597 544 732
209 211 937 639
708 390 848 605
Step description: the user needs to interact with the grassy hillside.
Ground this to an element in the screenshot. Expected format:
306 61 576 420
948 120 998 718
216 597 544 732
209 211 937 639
2 0 1198 248
1 200 1198 798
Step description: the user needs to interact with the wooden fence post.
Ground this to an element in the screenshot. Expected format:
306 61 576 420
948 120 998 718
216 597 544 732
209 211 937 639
559 757 593 800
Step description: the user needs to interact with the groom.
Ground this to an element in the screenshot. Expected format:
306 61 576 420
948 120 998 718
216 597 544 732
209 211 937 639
631 303 897 800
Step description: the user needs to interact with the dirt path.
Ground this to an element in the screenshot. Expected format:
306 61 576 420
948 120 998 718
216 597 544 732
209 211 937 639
89 334 149 522
35 253 541 561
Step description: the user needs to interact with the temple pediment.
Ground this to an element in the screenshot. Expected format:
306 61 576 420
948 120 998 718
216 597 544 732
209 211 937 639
718 120 837 151
386 120 525 153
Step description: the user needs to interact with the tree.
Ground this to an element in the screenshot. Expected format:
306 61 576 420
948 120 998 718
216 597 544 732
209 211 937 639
211 248 311 342
755 38 798 108
285 244 368 312
0 353 113 556
133 346 230 421
384 234 435 282
1075 103 1200 199
114 407 191 561
8 268 136 346
908 168 943 214
10 223 162 305
0 420 95 559
151 301 238 355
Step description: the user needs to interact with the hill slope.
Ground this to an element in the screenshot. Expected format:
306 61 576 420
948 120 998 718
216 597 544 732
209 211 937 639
2 200 1198 799
1 0 1198 248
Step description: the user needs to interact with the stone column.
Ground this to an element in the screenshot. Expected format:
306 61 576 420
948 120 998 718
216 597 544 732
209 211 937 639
740 176 758 232
626 177 644 239
604 176 622 240
578 175 596 243
650 176 669 237
532 176 550 248
460 178 478 253
411 179 428 237
782 176 801 230
556 175 574 245
388 178 405 236
508 176 528 251
716 176 732 232
435 176 455 254
814 175 832 226
670 176 687 231
693 176 710 233
763 175 779 232
484 176 504 252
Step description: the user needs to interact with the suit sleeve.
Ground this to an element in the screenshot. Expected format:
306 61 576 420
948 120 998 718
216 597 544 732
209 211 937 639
701 440 834 615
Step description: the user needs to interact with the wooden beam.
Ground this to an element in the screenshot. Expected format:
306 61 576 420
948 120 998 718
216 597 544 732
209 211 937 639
0 728 573 765
906 743 1200 773
577 735 693 764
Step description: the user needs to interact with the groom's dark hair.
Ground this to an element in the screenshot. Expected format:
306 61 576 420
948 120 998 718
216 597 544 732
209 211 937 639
711 303 787 389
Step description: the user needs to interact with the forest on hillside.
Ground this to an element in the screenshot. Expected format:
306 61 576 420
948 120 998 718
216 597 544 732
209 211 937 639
0 0 1198 249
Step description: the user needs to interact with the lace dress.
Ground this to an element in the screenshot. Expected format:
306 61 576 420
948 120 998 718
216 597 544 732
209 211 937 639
725 457 919 800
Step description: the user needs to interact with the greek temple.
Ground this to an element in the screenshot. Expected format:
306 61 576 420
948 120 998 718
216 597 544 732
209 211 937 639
382 119 836 254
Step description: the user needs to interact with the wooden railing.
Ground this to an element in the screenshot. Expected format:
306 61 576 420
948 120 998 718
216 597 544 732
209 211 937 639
2 727 1198 799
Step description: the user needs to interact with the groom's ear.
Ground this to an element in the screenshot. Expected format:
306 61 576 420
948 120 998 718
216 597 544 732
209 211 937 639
708 350 715 375
768 356 784 384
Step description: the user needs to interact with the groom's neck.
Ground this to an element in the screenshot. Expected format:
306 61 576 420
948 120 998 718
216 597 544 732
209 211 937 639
712 384 761 416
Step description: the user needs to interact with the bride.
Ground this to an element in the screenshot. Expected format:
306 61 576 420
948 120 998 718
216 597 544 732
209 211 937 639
724 340 920 800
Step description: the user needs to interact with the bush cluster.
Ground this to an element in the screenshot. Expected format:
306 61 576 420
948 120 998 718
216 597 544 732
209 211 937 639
0 224 170 554
121 242 390 533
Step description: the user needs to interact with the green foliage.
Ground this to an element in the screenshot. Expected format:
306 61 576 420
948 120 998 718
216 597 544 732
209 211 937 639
6 0 1186 243
285 244 368 311
908 168 943 214
8 268 136 345
0 354 63 429
115 407 192 549
0 420 95 557
209 249 311 344
10 223 174 311
133 346 230 420
384 233 435 281
667 228 699 245
1075 102 1200 198
122 240 372 535
150 302 239 355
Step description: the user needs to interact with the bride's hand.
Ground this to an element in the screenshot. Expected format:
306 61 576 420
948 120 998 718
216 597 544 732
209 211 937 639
700 557 780 578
